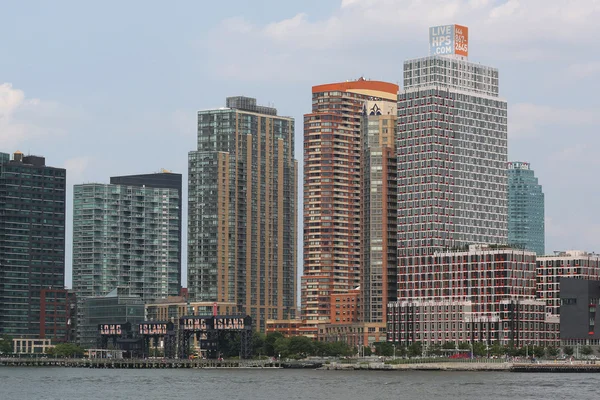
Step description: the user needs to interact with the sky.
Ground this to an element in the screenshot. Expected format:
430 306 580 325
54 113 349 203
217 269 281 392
2 0 600 288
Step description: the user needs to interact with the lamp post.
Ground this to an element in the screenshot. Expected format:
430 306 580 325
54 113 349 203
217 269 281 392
393 344 396 360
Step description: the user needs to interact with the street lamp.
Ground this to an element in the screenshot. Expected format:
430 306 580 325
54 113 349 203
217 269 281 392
393 344 396 360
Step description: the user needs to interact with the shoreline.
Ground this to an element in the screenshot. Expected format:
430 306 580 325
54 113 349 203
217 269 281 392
320 361 600 373
2 358 600 372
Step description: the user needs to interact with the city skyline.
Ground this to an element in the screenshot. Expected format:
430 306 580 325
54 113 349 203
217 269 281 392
2 0 600 287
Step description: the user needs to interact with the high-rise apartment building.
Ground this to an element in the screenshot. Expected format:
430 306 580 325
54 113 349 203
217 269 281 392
361 101 398 323
536 250 600 315
188 96 297 332
507 161 544 255
109 172 183 289
0 151 66 337
398 25 508 259
301 79 398 324
386 26 541 348
72 173 181 301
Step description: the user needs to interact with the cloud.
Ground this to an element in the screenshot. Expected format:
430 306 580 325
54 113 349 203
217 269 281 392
0 82 85 149
202 0 600 81
567 61 600 79
0 83 40 147
63 156 91 183
509 103 599 139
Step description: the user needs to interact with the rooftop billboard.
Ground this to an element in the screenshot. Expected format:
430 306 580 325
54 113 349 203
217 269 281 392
429 24 468 57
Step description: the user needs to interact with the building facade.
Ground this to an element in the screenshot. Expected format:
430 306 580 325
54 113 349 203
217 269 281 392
559 277 600 346
188 96 297 332
387 298 558 348
145 297 239 322
0 151 66 337
40 288 76 343
361 101 398 323
109 171 183 290
507 161 544 255
79 287 145 348
399 246 538 314
302 79 399 325
12 338 54 354
537 250 600 316
73 176 181 301
331 289 360 325
388 245 562 348
318 322 386 349
397 55 508 258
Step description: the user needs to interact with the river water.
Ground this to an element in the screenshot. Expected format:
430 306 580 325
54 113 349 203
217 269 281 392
1 367 598 400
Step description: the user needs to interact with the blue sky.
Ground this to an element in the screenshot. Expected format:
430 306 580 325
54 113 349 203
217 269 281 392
2 0 600 287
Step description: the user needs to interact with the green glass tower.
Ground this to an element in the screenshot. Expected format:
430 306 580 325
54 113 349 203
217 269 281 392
72 177 181 301
508 161 545 255
0 151 66 337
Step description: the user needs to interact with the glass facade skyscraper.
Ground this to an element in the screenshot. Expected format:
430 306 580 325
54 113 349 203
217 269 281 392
188 96 297 332
508 161 544 255
72 176 181 301
109 172 183 290
79 287 145 348
0 151 66 337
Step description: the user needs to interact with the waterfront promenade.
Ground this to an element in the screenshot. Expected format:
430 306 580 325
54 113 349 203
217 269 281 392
0 357 281 369
3 357 600 372
322 358 600 372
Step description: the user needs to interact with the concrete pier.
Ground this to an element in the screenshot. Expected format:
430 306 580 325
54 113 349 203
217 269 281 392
0 358 281 369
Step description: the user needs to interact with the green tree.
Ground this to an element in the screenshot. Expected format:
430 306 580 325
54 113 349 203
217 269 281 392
489 344 504 357
287 336 314 359
457 342 471 350
264 332 284 357
273 337 290 359
532 346 545 358
428 343 442 356
312 340 327 357
545 347 559 358
442 341 457 350
0 335 13 354
581 346 593 356
326 341 354 357
252 331 266 357
472 342 486 357
408 342 423 358
48 343 85 358
514 347 527 357
563 346 574 356
504 345 518 357
362 346 373 357
373 342 394 357
395 346 407 358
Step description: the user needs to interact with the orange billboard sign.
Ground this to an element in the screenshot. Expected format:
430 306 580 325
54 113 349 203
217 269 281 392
454 25 468 57
429 24 468 58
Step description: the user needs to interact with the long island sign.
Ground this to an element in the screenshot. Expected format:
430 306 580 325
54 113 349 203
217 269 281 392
181 315 251 332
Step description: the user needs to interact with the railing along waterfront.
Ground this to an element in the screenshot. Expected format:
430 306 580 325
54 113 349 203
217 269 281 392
0 357 282 369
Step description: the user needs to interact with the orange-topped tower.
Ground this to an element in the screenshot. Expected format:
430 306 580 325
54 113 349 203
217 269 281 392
301 78 398 328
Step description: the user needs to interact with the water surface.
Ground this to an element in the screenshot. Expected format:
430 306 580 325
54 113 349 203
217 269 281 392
1 367 598 400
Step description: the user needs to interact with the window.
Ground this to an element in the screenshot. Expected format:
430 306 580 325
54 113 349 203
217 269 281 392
561 298 577 306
